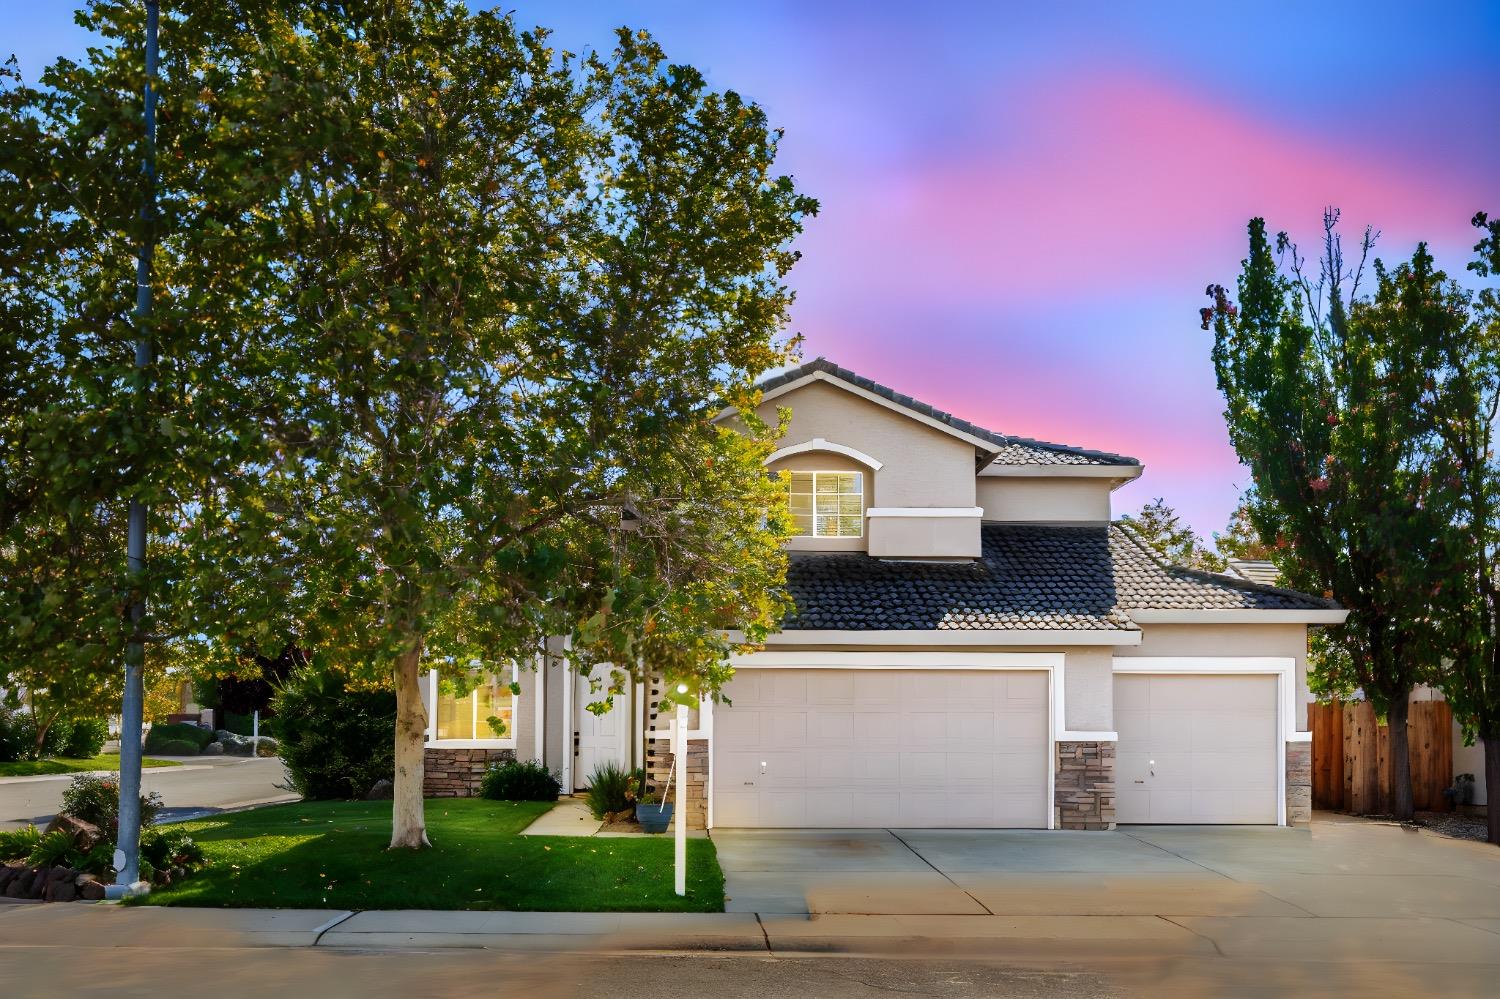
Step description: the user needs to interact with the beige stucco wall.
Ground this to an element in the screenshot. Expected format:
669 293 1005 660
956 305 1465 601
1063 647 1114 731
1115 623 1312 732
767 450 873 552
977 477 1113 522
867 514 980 558
755 380 978 509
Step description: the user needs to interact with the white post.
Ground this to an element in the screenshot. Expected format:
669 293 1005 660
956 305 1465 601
252 709 259 756
674 702 688 897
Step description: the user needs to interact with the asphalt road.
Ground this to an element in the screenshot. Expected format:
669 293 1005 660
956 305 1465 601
0 756 294 828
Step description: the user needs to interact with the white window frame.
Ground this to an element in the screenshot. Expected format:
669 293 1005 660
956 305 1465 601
786 469 865 539
425 667 518 749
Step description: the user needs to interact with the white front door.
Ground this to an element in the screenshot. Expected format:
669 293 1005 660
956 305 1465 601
1114 673 1279 824
573 672 628 791
713 668 1050 828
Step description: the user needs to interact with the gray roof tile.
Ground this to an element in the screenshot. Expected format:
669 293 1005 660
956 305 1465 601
783 524 1335 632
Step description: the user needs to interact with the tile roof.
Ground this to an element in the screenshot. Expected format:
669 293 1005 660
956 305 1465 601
1226 558 1283 587
782 524 1336 632
757 358 1140 467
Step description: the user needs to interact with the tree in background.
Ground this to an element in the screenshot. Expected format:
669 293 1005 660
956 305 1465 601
1205 210 1463 820
1214 496 1275 562
1421 212 1500 843
1118 497 1226 572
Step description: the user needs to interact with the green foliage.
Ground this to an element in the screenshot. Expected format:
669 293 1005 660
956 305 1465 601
26 829 80 869
271 667 396 800
585 762 633 819
0 824 42 862
1214 495 1275 562
479 759 561 802
62 718 109 758
0 708 34 762
140 826 206 872
153 739 200 756
60 773 164 833
1118 498 1226 572
143 722 213 753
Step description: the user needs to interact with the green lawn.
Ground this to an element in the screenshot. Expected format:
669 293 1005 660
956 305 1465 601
132 798 725 913
0 754 181 778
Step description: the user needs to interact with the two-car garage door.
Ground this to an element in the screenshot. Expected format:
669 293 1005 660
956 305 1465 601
713 668 1050 828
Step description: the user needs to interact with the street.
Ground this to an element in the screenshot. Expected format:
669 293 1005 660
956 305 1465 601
0 757 295 829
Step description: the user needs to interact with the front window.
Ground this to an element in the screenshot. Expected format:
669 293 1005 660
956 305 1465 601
787 470 864 537
429 669 514 744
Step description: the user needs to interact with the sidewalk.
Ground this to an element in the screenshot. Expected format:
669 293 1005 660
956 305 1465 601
6 900 1499 965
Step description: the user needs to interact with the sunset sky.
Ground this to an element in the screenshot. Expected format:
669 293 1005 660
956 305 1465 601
6 1 1497 535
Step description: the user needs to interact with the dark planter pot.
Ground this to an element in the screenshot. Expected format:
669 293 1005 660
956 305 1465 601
636 802 673 834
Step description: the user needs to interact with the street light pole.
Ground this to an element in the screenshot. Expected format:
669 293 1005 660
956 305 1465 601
111 0 159 896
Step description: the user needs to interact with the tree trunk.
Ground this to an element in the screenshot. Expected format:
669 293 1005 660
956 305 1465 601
390 640 431 849
1485 732 1499 846
1387 694 1415 821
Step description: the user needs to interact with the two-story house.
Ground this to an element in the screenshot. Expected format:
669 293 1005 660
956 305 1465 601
420 359 1345 830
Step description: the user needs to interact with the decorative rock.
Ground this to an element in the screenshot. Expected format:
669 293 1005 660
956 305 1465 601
201 741 226 756
0 864 18 891
215 730 253 755
364 779 394 800
5 867 36 898
44 814 103 851
47 878 77 903
75 874 107 901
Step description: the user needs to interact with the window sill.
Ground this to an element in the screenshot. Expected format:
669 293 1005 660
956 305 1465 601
425 739 517 750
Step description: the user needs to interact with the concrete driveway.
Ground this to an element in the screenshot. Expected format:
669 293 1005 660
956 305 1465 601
714 814 1500 967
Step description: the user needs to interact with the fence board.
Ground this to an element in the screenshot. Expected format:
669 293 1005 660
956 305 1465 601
1318 698 1454 815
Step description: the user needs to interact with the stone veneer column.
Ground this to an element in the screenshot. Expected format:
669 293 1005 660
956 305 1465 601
423 747 517 797
1054 741 1116 830
646 738 709 830
1284 741 1312 825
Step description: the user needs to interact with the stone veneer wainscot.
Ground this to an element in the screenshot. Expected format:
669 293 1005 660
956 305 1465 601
423 747 516 797
1055 741 1116 830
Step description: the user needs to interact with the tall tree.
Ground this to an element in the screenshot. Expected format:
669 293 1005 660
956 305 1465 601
169 2 813 847
1118 497 1226 572
1423 212 1500 843
1205 210 1458 820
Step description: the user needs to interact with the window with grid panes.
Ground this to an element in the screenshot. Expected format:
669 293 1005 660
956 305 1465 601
786 470 864 537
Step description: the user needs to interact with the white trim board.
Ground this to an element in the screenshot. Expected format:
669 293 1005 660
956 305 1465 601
738 629 1143 647
866 506 983 518
1112 656 1299 827
765 437 884 470
1127 609 1348 624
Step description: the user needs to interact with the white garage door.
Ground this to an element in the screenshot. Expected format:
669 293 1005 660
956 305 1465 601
1114 673 1279 824
713 668 1050 828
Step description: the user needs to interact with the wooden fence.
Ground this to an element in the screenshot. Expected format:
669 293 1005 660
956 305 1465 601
1309 699 1453 813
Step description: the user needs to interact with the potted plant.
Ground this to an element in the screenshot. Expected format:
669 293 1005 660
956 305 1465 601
635 790 673 834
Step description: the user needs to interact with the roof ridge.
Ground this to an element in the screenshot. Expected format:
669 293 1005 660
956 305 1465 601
759 357 1140 467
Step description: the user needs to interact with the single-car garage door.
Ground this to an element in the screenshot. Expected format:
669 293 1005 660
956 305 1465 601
713 668 1049 828
1114 673 1279 824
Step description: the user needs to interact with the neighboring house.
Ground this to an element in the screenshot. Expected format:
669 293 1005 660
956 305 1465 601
421 358 1347 829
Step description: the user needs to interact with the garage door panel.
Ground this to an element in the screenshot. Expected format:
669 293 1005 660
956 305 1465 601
714 668 1049 828
1115 673 1279 825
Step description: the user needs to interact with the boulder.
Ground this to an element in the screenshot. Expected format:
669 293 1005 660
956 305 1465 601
0 865 18 891
46 872 77 903
43 814 103 851
215 730 255 756
364 779 394 800
4 867 36 898
201 741 226 756
75 874 107 901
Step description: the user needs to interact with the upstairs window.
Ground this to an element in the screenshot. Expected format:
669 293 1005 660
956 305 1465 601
787 470 864 537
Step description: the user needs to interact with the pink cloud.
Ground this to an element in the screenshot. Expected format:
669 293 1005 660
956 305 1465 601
798 69 1489 304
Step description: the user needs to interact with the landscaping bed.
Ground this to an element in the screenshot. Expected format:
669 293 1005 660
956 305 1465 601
132 798 725 912
0 754 180 778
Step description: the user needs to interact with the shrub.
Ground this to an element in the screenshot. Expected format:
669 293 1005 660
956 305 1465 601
143 722 213 754
153 738 201 757
141 826 205 872
272 668 396 800
0 708 31 762
479 759 561 802
60 773 164 832
585 761 633 819
26 829 80 869
0 825 42 862
40 718 73 758
62 718 109 758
